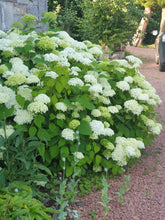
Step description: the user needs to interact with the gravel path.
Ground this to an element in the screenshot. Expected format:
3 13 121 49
72 46 165 220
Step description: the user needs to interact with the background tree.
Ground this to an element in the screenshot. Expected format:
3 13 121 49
80 0 142 52
134 0 164 46
47 0 143 51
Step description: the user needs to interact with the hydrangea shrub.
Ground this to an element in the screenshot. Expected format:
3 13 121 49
0 14 162 178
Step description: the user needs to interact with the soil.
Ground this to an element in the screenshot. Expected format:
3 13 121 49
70 46 165 220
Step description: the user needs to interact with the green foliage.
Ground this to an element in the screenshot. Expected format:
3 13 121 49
0 122 50 188
0 182 55 219
99 176 113 218
143 6 161 45
0 14 162 182
136 0 165 8
80 0 142 51
115 174 130 205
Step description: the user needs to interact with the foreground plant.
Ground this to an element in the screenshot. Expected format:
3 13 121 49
99 176 113 219
0 182 55 219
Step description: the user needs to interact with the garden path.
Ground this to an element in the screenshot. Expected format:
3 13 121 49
71 46 165 220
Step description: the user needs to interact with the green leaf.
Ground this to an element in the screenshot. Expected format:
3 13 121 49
86 144 91 151
55 81 63 93
51 94 58 105
0 105 14 120
0 135 5 147
58 139 66 147
112 165 119 175
34 115 45 128
64 98 76 109
29 126 37 137
24 44 34 53
37 128 51 141
76 95 95 110
49 113 56 120
60 147 69 158
95 155 102 166
49 145 59 159
0 169 6 188
93 143 100 154
16 95 25 108
66 166 74 177
38 143 45 160
34 164 52 176
78 120 92 135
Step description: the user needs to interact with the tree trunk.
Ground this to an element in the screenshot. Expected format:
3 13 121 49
132 7 153 47
159 8 165 34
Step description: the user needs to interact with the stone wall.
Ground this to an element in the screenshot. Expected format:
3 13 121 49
0 0 47 31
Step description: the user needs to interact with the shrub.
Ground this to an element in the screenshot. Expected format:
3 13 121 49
0 14 162 182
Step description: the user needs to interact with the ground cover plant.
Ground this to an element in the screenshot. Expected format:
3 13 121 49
0 13 162 219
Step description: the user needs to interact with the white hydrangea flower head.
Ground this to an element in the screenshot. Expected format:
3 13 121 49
124 99 143 115
84 74 97 84
126 55 143 68
61 128 75 141
0 92 10 104
17 85 32 101
0 30 7 38
88 46 103 57
56 113 66 120
88 84 103 94
45 71 58 79
44 53 59 62
116 81 130 91
73 152 84 159
124 76 133 83
104 128 114 136
71 66 81 72
68 78 84 87
103 88 116 97
55 102 67 112
27 101 48 114
111 144 127 166
114 59 131 68
91 109 101 117
5 73 27 86
14 109 33 125
89 120 105 136
26 75 40 84
34 94 50 104
108 106 119 114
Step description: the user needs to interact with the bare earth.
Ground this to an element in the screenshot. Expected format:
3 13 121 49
72 46 165 220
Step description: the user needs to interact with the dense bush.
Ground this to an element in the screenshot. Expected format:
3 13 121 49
0 14 162 188
48 0 143 51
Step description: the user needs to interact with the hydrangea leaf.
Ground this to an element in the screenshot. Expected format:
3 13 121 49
77 120 92 135
76 95 95 110
60 146 69 158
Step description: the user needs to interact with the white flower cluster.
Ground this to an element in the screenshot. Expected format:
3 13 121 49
111 137 145 166
73 152 84 159
14 109 33 125
61 128 75 141
130 88 149 101
17 85 33 101
124 99 143 115
116 81 130 91
126 55 143 68
89 120 114 136
55 102 67 112
45 71 58 79
27 94 50 114
68 78 84 87
141 115 162 135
